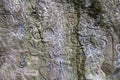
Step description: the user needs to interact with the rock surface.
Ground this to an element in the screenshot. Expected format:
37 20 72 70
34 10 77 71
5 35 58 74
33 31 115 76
0 0 120 80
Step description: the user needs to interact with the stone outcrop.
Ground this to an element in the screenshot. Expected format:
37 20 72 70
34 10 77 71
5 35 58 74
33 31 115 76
0 0 120 80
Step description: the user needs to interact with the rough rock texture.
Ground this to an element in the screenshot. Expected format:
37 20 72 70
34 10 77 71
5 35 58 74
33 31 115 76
0 0 120 80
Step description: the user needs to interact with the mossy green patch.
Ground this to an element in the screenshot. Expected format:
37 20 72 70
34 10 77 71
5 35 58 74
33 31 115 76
88 0 104 16
88 0 106 28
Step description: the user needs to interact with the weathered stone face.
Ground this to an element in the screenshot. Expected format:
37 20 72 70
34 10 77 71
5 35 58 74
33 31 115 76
0 0 120 80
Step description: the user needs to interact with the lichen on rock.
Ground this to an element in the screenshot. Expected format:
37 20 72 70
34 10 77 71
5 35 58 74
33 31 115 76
0 0 120 80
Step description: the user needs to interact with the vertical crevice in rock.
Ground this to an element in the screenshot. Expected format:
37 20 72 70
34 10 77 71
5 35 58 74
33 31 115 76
67 0 87 80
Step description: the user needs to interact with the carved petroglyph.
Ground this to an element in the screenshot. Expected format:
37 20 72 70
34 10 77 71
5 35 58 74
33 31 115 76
115 44 120 68
96 38 107 49
116 44 120 54
79 15 106 80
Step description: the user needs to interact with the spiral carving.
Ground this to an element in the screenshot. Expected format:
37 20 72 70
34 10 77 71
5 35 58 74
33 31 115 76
96 38 107 49
116 44 120 54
